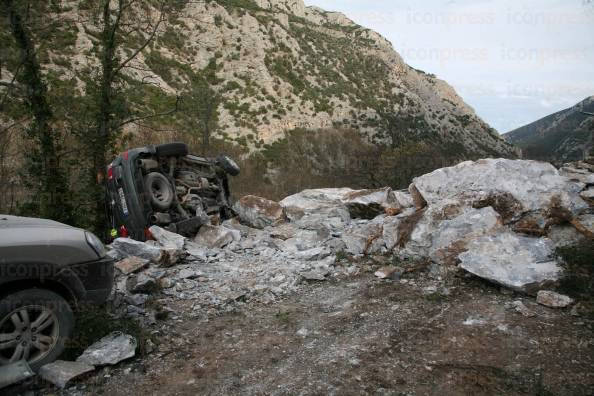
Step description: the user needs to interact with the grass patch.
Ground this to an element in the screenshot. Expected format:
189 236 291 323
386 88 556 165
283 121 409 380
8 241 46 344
61 305 154 361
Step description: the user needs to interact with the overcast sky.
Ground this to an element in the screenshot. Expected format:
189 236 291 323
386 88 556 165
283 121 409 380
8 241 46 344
303 0 594 133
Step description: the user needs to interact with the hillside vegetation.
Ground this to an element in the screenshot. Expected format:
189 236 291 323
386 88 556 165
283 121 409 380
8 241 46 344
504 96 594 164
0 0 517 232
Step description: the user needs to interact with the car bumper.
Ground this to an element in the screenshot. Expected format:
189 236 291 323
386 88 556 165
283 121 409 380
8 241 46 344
71 257 115 305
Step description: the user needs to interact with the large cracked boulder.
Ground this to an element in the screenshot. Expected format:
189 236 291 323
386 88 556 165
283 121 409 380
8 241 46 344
279 187 413 223
410 159 587 228
393 202 502 263
279 188 352 223
458 232 561 293
233 195 286 229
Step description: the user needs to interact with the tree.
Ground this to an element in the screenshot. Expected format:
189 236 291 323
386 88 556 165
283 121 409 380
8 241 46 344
182 72 220 154
0 0 74 223
86 0 168 235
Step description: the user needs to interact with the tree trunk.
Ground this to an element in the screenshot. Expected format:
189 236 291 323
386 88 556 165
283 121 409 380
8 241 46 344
2 0 71 222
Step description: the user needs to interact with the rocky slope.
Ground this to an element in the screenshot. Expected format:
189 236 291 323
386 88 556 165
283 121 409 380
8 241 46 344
504 96 594 163
20 0 516 157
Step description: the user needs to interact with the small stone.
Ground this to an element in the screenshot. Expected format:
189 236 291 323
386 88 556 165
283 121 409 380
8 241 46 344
39 360 94 389
511 300 536 317
125 293 149 306
301 271 327 281
296 328 309 337
536 291 574 308
114 256 149 275
128 273 158 294
177 268 202 280
374 266 402 280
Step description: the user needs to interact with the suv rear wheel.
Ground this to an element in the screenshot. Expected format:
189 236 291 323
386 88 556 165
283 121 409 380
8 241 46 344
144 172 175 211
0 289 74 371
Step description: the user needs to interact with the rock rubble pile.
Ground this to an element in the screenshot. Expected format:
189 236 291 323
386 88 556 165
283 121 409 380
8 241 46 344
106 158 593 323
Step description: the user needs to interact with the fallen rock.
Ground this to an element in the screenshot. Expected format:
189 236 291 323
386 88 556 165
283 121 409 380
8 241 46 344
342 219 385 255
536 290 574 308
511 300 537 317
111 238 162 261
560 166 594 185
177 268 203 280
571 213 594 239
114 256 149 275
294 246 331 261
194 225 241 249
77 332 137 366
128 273 158 294
399 203 502 261
280 188 351 222
411 159 587 224
580 187 594 203
184 241 208 261
428 206 502 264
341 187 402 219
374 266 403 280
233 195 286 229
0 360 35 389
39 360 94 389
301 270 328 281
149 226 185 250
458 232 561 293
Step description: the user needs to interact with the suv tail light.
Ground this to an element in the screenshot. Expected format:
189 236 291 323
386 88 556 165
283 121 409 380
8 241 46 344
119 225 129 238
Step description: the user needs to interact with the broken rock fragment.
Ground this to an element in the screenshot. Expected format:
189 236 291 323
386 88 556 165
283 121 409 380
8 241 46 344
149 225 186 250
39 360 94 389
233 195 286 229
114 256 149 275
536 291 574 308
571 213 594 240
458 232 561 293
111 238 162 261
77 332 137 366
374 266 403 280
193 224 240 249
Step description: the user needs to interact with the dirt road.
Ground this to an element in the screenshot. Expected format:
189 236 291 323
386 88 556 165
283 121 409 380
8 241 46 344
59 267 594 396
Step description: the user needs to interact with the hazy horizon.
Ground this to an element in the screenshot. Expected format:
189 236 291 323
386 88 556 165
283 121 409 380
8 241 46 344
304 0 594 133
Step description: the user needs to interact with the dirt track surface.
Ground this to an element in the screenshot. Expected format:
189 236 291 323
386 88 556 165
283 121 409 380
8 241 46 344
35 266 594 396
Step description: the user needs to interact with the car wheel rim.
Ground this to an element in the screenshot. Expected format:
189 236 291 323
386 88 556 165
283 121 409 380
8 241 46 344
0 305 59 365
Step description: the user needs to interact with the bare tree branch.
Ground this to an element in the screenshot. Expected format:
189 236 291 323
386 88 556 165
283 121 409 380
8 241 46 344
117 95 180 128
113 3 165 77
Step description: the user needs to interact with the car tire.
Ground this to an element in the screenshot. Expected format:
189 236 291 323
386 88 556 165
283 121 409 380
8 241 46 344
217 155 240 176
0 289 74 372
155 142 189 158
144 172 175 211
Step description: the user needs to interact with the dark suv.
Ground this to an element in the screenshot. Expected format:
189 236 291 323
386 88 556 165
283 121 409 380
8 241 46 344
106 142 240 241
0 215 114 371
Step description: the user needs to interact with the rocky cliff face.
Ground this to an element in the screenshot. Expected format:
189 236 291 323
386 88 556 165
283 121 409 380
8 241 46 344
42 0 516 157
504 96 594 163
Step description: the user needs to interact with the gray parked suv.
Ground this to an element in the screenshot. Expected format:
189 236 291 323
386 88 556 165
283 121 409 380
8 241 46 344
0 215 114 371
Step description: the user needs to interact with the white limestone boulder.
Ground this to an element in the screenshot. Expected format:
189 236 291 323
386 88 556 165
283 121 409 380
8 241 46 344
458 232 561 293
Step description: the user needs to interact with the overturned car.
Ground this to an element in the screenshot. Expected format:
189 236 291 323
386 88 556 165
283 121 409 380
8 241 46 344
106 142 240 241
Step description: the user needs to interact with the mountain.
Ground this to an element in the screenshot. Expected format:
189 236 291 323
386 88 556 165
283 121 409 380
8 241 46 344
0 0 519 207
504 96 594 163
